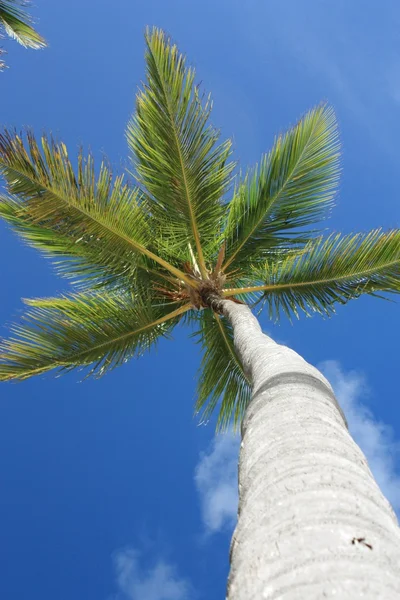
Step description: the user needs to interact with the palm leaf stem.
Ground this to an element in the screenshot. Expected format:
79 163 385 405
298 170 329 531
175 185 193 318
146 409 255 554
148 37 208 278
0 302 192 380
221 119 321 272
222 258 400 297
57 302 192 364
0 161 197 288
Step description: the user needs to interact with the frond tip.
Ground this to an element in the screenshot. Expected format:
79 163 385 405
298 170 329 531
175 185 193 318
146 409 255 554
0 0 46 50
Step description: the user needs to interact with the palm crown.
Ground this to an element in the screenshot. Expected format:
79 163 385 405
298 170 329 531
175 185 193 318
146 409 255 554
0 28 399 429
0 0 46 69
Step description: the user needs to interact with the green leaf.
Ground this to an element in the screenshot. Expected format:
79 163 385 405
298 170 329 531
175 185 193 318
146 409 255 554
249 229 400 320
127 27 234 276
0 0 46 51
223 105 340 273
193 309 250 431
0 291 191 380
0 131 192 288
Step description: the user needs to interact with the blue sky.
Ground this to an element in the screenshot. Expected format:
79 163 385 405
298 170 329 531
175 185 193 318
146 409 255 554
0 1 399 599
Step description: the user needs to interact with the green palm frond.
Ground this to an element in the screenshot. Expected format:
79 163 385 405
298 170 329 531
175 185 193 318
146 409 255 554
222 106 340 274
1 27 399 434
127 27 234 276
228 229 400 320
0 291 191 381
193 310 251 431
0 1 46 54
0 131 193 288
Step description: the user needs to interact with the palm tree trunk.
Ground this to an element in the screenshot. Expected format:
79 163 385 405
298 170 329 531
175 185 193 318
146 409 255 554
220 299 400 600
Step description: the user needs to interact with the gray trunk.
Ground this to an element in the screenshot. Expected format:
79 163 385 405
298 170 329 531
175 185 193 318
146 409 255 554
221 299 400 600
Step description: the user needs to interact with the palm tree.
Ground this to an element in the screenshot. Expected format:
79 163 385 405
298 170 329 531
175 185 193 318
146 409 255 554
0 0 46 69
0 27 400 599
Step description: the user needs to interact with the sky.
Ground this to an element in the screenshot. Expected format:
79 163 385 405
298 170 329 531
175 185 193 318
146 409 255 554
0 1 399 599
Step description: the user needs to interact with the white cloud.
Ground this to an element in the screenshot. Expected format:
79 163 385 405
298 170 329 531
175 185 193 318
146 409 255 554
195 361 400 535
320 360 400 512
112 548 191 600
194 432 240 534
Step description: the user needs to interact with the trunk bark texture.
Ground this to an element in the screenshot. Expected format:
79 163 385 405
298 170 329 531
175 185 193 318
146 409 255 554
221 299 400 600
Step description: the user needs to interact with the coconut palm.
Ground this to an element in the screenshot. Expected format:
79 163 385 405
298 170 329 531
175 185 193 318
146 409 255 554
1 27 400 599
0 0 46 69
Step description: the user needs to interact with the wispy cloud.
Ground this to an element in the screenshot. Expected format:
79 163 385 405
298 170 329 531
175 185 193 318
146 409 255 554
320 360 400 512
195 361 400 534
112 548 192 600
194 432 240 534
243 0 400 158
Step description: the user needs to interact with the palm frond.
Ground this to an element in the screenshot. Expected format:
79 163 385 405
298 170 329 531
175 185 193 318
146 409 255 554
127 27 234 276
0 291 191 381
193 309 250 431
227 229 400 320
0 131 193 287
222 105 340 273
0 0 46 50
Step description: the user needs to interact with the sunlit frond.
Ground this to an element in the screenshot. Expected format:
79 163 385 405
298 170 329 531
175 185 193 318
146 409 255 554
193 310 251 431
0 0 46 54
1 25 399 436
0 291 191 381
223 105 340 274
231 229 400 320
0 131 192 287
127 27 234 275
